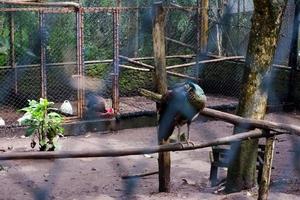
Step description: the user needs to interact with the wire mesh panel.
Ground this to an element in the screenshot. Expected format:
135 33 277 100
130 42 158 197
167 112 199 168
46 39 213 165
0 0 296 126
0 11 41 126
45 13 78 114
83 10 115 118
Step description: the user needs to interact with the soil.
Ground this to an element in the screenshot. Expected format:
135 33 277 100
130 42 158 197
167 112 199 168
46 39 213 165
0 96 300 200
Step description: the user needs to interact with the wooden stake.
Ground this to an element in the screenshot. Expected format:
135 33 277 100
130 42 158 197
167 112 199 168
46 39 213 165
199 0 209 53
152 2 170 193
258 134 276 200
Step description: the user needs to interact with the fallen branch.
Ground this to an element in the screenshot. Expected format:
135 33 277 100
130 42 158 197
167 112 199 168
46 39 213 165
0 129 286 161
122 171 158 179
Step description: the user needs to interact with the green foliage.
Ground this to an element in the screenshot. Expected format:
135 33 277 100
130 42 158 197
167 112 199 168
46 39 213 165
19 98 64 151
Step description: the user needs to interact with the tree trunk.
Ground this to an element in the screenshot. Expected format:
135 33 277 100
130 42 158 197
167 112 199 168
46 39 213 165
225 0 287 193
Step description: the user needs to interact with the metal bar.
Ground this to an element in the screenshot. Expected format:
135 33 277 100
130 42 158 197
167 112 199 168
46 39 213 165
83 6 198 13
0 7 75 13
76 7 84 119
112 0 120 113
0 1 80 8
39 11 47 98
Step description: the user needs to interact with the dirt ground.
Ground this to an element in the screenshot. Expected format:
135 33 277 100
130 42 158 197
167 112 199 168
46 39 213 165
0 95 300 200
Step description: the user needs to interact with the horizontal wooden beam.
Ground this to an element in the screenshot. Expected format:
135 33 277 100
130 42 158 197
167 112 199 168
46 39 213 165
139 89 300 136
0 129 286 161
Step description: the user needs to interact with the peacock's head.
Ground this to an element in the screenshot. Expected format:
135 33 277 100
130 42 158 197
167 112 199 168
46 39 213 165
186 81 207 110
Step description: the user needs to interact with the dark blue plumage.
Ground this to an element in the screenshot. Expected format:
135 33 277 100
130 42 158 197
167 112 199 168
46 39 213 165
158 82 206 143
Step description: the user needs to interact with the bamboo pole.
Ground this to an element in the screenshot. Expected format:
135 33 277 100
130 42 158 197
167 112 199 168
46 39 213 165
0 129 286 161
119 64 150 71
258 133 276 200
139 89 300 136
152 2 170 193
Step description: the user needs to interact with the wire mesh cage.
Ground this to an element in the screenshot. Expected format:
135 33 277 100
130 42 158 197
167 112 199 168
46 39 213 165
0 0 296 126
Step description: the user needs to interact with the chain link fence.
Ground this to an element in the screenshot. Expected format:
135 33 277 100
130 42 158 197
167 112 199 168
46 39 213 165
0 0 296 125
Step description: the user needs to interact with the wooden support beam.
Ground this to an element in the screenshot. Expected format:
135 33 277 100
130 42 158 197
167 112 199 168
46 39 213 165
0 129 286 161
258 134 276 200
152 2 170 193
139 89 300 136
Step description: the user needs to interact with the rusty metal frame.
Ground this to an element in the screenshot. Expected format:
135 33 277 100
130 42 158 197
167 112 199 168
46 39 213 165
39 10 47 98
9 11 17 93
112 2 120 113
76 7 84 119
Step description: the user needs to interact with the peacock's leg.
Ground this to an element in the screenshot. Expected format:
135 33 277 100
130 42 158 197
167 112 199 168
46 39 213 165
186 123 194 146
177 125 181 142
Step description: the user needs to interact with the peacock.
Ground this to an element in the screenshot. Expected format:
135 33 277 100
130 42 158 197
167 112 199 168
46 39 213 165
158 81 206 144
84 92 114 119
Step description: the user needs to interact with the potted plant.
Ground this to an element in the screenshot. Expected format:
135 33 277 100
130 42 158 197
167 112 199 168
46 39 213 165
18 98 64 151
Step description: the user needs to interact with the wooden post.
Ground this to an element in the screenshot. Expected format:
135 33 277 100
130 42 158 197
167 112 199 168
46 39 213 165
196 0 209 78
258 133 276 200
198 0 209 54
152 2 169 193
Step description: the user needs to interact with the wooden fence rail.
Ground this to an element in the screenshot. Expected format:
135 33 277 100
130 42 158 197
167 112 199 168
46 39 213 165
0 129 286 161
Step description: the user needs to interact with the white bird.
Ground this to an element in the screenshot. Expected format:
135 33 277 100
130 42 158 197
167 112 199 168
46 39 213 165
0 117 5 126
17 113 32 125
60 100 73 115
